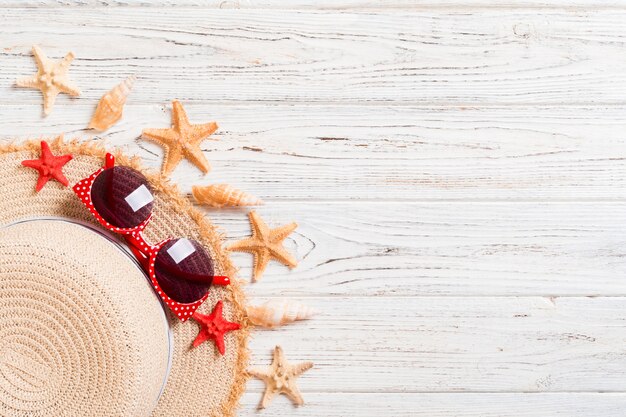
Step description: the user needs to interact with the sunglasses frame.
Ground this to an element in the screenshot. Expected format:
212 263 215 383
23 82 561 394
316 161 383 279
73 153 230 321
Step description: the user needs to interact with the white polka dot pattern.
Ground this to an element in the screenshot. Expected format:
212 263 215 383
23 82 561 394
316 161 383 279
71 153 212 322
0 142 248 417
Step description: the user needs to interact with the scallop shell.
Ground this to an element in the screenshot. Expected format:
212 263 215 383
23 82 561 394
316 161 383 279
88 75 136 132
192 183 262 208
246 300 315 329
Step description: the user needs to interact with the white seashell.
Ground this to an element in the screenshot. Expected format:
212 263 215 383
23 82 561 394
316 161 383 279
246 300 315 328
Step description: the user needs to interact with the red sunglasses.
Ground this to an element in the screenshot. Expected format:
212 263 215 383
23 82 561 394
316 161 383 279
73 153 230 321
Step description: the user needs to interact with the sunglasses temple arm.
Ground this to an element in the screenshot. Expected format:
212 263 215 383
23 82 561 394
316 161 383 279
124 231 230 286
213 275 230 286
105 153 115 169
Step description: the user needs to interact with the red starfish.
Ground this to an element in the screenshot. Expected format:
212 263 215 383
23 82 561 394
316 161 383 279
191 300 240 355
21 141 73 192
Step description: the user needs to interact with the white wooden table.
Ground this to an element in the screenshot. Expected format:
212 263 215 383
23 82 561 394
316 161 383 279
2 1 626 416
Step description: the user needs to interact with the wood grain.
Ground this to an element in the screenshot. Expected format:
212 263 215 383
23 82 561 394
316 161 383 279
238 393 626 416
242 296 626 392
206 202 626 297
3 1 626 8
3 9 626 105
1 3 625 416
3 104 626 201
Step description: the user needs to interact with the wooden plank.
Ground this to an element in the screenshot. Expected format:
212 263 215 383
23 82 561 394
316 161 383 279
2 104 626 201
3 1 626 9
6 3 626 417
242 296 626 392
238 392 626 416
2 9 626 105
210 202 626 297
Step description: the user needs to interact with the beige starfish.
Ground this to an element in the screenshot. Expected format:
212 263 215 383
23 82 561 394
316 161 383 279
227 211 298 282
15 45 81 116
142 100 218 177
247 346 313 409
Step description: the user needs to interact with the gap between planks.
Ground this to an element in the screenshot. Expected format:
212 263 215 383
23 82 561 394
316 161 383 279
5 2 626 10
243 296 626 392
5 9 626 105
236 392 626 417
211 201 626 298
4 104 626 202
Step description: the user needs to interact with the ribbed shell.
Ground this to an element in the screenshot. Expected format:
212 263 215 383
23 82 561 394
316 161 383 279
88 75 136 132
246 300 315 328
192 183 262 208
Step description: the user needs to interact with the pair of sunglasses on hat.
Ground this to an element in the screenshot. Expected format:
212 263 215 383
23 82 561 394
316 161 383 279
73 153 229 321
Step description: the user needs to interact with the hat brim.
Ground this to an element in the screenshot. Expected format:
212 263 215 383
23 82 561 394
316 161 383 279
0 138 249 417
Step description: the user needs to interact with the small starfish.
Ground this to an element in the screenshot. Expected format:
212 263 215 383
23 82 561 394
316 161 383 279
226 211 298 282
21 139 73 192
247 346 313 409
15 45 81 116
142 100 218 177
191 300 240 355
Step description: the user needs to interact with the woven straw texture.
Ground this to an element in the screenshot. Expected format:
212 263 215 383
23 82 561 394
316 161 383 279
0 138 249 417
0 220 169 417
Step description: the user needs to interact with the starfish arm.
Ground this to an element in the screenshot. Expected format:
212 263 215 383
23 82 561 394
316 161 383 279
226 237 265 252
248 211 270 239
252 249 271 282
213 302 241 353
189 122 218 145
54 79 81 96
259 386 278 409
246 368 271 381
213 333 226 355
142 128 178 146
50 170 70 187
183 146 211 174
171 100 190 128
283 384 306 406
161 147 184 176
191 312 212 347
222 321 241 332
15 76 40 89
58 51 75 73
291 361 314 377
192 328 210 348
42 88 60 116
213 300 224 317
269 245 298 268
273 346 286 363
53 154 73 167
21 159 41 169
31 45 50 72
142 129 186 176
39 141 53 159
271 222 298 242
35 174 50 192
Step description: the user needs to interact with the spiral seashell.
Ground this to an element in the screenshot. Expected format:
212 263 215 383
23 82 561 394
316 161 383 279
246 300 315 329
88 75 136 132
192 183 262 208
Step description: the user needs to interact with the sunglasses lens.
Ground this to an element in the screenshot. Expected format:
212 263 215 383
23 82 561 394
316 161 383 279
154 238 214 304
91 166 154 229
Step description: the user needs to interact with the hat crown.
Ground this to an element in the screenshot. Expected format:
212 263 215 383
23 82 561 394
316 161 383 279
0 220 169 417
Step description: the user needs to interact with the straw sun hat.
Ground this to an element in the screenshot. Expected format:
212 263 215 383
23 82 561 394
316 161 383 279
0 138 248 417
